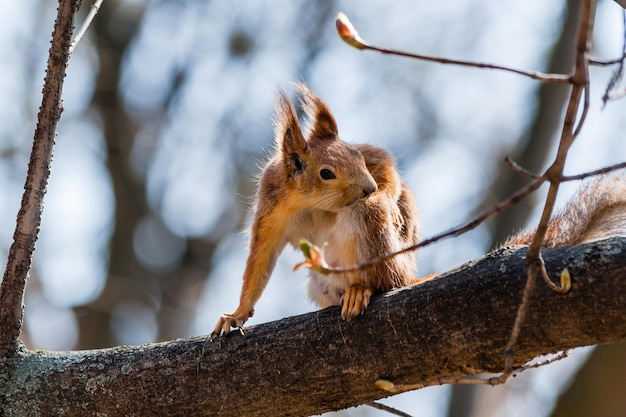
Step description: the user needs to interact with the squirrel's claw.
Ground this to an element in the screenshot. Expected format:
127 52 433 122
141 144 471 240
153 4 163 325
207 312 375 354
211 310 253 337
340 284 373 321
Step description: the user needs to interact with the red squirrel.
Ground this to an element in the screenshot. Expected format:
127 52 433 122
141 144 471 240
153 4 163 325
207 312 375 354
212 83 626 336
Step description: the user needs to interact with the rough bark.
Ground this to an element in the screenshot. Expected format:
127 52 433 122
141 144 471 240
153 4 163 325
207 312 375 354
2 237 626 417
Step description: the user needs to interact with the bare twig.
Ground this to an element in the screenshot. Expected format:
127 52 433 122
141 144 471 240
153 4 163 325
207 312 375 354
502 115 626 186
499 259 540 382
561 161 626 181
525 0 594 283
504 161 626 183
601 10 626 104
366 402 414 417
502 0 596 385
69 0 103 55
335 12 571 84
504 156 541 179
446 350 571 386
376 351 572 393
515 350 570 372
0 0 80 357
589 54 626 66
573 84 590 138
538 258 571 293
605 88 626 101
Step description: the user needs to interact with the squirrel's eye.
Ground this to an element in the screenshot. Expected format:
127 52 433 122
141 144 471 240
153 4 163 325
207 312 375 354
320 168 336 180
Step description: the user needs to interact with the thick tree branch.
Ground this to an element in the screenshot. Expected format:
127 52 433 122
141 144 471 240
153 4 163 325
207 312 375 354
2 238 626 417
0 0 80 357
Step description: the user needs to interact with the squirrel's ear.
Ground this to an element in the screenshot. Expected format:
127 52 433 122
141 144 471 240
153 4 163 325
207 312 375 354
296 83 338 140
275 90 307 171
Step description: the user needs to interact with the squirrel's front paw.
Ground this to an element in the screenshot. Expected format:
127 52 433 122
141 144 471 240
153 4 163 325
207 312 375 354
340 284 373 321
211 309 254 337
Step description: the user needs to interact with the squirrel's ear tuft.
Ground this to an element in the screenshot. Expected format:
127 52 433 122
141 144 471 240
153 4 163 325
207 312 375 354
296 83 338 141
275 90 307 170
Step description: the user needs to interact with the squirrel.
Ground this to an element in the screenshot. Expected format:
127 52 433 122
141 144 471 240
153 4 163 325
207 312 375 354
212 83 626 336
212 84 419 336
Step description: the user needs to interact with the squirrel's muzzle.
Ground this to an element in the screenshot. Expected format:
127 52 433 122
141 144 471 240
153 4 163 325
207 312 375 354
362 178 377 197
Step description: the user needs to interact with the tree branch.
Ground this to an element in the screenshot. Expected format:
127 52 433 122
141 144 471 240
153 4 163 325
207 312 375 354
0 0 80 357
69 0 103 55
2 238 626 417
335 12 571 83
501 0 596 380
526 0 594 271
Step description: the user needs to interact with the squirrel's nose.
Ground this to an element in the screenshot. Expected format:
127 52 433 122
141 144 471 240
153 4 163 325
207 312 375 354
362 179 377 197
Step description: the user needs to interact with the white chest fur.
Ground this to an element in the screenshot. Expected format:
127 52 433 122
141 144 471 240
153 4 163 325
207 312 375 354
285 208 361 308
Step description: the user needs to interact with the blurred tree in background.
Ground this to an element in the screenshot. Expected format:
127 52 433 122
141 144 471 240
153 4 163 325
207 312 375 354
1 0 625 416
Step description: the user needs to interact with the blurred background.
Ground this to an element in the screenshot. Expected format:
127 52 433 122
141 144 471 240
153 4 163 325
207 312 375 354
1 0 626 416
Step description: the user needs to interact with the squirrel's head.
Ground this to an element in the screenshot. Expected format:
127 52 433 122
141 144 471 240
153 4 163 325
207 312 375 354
274 84 377 212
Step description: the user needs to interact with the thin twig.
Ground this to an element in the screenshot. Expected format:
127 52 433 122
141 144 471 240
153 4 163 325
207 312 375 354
602 10 626 104
589 53 626 66
501 0 596 386
502 157 626 184
504 156 541 179
335 12 571 84
606 88 626 101
538 256 569 293
561 162 626 181
366 402 414 417
0 0 80 357
515 350 570 372
69 0 103 55
366 44 570 83
525 0 594 273
376 350 572 393
499 260 539 382
573 84 590 139
445 350 571 385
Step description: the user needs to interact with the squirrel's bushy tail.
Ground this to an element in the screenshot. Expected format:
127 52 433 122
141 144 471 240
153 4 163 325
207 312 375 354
504 172 626 247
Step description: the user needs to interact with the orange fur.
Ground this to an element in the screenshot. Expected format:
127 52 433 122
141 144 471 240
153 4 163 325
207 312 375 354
213 85 419 335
